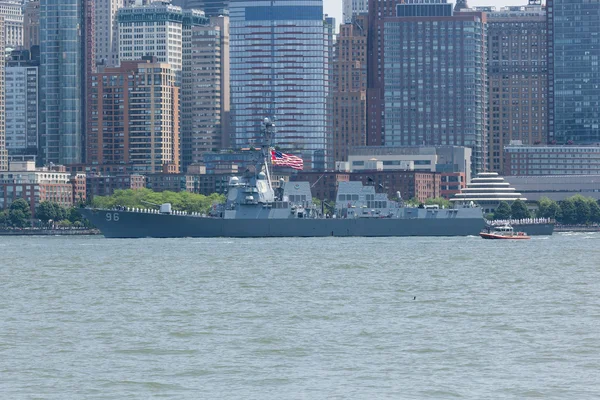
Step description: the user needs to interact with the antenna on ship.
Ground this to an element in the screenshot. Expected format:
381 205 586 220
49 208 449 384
259 117 276 193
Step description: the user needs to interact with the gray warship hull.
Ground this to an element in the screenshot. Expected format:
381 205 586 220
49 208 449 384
506 223 554 236
80 208 493 238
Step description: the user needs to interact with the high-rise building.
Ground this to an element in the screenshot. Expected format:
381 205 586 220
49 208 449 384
40 0 94 165
95 0 123 66
181 16 229 170
88 60 180 173
23 1 40 48
229 0 330 170
332 15 367 163
84 0 96 163
342 0 367 23
172 0 228 17
118 3 208 73
5 49 40 163
118 2 213 172
0 17 6 171
368 0 487 172
547 0 600 144
479 3 548 173
0 0 23 48
324 16 335 169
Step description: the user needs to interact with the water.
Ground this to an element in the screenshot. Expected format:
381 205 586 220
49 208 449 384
1 234 600 399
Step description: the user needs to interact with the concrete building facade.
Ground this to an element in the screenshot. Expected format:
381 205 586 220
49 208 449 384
181 16 229 171
479 4 548 173
332 15 367 164
381 2 487 172
86 173 146 199
504 144 600 176
367 0 486 172
95 0 123 67
88 60 180 174
450 171 527 213
342 0 367 23
23 1 40 48
508 175 600 201
0 0 23 48
0 161 74 211
117 3 208 73
345 145 472 180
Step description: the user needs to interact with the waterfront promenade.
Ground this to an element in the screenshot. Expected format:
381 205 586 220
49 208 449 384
0 228 99 236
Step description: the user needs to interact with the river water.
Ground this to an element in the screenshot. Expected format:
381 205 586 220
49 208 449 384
1 233 600 399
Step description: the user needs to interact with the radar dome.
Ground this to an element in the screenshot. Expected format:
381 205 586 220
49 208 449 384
258 172 266 180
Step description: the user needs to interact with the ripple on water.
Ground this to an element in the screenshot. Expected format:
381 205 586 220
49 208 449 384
1 234 600 398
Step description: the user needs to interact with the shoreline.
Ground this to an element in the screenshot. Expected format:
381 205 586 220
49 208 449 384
0 228 100 236
1 226 597 236
554 226 600 233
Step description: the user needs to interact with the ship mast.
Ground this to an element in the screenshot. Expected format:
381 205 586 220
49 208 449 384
258 117 275 193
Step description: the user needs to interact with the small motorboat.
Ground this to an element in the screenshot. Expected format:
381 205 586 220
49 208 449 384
480 224 530 240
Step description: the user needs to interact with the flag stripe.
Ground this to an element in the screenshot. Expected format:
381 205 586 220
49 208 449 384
271 149 304 170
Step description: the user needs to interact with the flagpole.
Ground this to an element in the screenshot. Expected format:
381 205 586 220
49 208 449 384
261 118 275 194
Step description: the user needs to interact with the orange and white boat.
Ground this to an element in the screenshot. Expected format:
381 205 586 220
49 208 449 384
480 224 530 240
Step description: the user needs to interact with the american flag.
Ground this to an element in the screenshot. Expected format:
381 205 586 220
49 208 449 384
270 149 304 170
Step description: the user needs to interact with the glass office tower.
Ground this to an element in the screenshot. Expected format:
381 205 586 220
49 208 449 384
547 0 600 144
229 0 329 170
40 0 85 165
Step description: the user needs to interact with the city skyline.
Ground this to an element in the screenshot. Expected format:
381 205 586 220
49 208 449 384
6 0 600 175
324 0 531 24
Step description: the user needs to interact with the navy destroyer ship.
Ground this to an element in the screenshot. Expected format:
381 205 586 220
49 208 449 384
80 118 496 238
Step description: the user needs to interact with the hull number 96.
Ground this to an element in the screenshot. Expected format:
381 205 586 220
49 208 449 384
106 212 120 222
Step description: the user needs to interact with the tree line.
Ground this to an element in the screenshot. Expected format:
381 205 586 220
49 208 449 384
0 199 86 228
0 189 225 228
91 188 226 213
492 195 600 225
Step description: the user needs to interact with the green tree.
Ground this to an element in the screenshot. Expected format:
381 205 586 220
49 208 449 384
559 198 577 224
589 200 600 224
9 209 28 228
537 197 561 220
10 198 32 220
57 219 72 228
424 197 452 209
68 207 83 223
53 203 67 222
405 197 421 207
91 188 226 214
36 201 58 224
313 198 335 216
0 210 9 227
494 201 511 220
537 197 551 217
547 202 561 221
510 199 531 219
572 195 591 224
